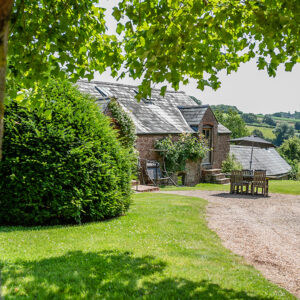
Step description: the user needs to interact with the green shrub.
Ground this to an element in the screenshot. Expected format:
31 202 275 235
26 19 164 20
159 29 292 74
0 79 133 226
288 160 300 181
221 154 242 173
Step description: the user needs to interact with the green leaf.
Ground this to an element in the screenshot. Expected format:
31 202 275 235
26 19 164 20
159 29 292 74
160 86 167 97
285 62 294 72
112 7 122 21
116 23 125 35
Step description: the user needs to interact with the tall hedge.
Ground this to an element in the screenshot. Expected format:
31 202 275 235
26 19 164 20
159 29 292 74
0 80 133 225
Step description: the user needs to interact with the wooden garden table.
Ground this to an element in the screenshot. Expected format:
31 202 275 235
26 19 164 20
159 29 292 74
241 174 270 196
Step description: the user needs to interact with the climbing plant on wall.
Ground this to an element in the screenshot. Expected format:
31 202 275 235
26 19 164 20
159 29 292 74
155 134 209 173
108 99 136 149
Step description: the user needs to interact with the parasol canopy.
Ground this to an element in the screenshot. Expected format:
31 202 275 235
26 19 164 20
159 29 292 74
230 135 275 148
230 135 275 170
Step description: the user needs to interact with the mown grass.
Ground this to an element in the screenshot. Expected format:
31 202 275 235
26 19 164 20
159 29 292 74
0 193 295 299
247 125 275 140
162 180 300 195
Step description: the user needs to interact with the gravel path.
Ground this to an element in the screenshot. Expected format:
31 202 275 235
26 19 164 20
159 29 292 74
160 190 300 298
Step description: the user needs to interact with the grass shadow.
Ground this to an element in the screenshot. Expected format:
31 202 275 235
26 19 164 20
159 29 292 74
1 250 278 299
210 192 270 199
0 215 127 233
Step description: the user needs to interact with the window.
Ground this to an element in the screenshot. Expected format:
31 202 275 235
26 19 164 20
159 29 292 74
95 86 112 98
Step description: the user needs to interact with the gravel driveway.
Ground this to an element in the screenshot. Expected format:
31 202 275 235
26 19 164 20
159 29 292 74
160 190 300 298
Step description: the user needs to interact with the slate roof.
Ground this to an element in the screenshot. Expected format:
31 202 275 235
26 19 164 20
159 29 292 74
76 80 230 135
230 145 291 176
218 124 232 134
178 106 209 126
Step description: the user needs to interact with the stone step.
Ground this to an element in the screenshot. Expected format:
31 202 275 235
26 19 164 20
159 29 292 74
202 169 222 175
133 185 160 192
131 180 139 186
212 173 225 180
216 178 230 185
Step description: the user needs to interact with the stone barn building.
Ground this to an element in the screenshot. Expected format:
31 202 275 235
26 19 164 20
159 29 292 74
77 80 231 185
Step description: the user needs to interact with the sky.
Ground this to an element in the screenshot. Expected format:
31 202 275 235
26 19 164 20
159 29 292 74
96 0 300 115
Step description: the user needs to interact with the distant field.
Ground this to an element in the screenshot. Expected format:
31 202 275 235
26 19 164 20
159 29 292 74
272 116 300 124
257 116 300 127
247 125 275 140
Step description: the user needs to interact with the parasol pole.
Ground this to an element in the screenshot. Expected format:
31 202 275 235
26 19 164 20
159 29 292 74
249 141 254 170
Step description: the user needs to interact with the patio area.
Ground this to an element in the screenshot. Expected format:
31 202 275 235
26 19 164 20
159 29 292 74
160 190 300 298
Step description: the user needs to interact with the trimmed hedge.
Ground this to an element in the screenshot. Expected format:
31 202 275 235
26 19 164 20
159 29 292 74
0 80 133 226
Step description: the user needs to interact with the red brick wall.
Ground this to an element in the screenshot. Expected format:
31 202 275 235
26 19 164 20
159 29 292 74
136 134 177 161
214 133 231 169
136 134 179 183
198 108 218 168
105 105 230 183
198 108 231 170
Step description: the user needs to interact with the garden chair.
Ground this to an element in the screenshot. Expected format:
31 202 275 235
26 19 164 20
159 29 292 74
241 169 253 194
251 170 268 196
145 160 173 186
230 170 245 194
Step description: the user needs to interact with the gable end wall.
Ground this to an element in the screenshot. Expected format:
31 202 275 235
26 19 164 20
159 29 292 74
198 108 230 169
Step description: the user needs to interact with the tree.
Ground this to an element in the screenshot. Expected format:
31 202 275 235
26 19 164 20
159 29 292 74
273 123 295 146
211 105 242 114
0 1 13 161
0 0 300 158
0 0 122 160
242 113 258 124
262 115 276 127
278 136 300 162
295 121 300 131
215 109 249 138
294 112 300 119
252 129 264 139
278 136 300 180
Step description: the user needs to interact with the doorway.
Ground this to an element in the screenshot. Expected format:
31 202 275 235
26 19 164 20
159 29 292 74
202 127 212 164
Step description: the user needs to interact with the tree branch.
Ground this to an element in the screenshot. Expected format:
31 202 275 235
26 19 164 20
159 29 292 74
10 0 24 34
0 0 14 160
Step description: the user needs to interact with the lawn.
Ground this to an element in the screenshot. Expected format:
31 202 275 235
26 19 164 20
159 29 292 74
0 193 295 299
247 125 276 140
162 180 300 195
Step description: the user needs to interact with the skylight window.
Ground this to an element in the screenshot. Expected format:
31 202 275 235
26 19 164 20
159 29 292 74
133 89 152 104
95 86 112 98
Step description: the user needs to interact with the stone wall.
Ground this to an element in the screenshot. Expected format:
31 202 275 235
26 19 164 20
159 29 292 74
185 159 202 186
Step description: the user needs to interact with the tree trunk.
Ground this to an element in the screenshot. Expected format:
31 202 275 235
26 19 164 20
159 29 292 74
0 0 14 161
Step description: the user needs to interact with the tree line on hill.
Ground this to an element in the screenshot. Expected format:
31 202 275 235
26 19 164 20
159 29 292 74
272 111 300 119
212 105 299 122
213 105 300 180
211 104 300 140
211 105 300 179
